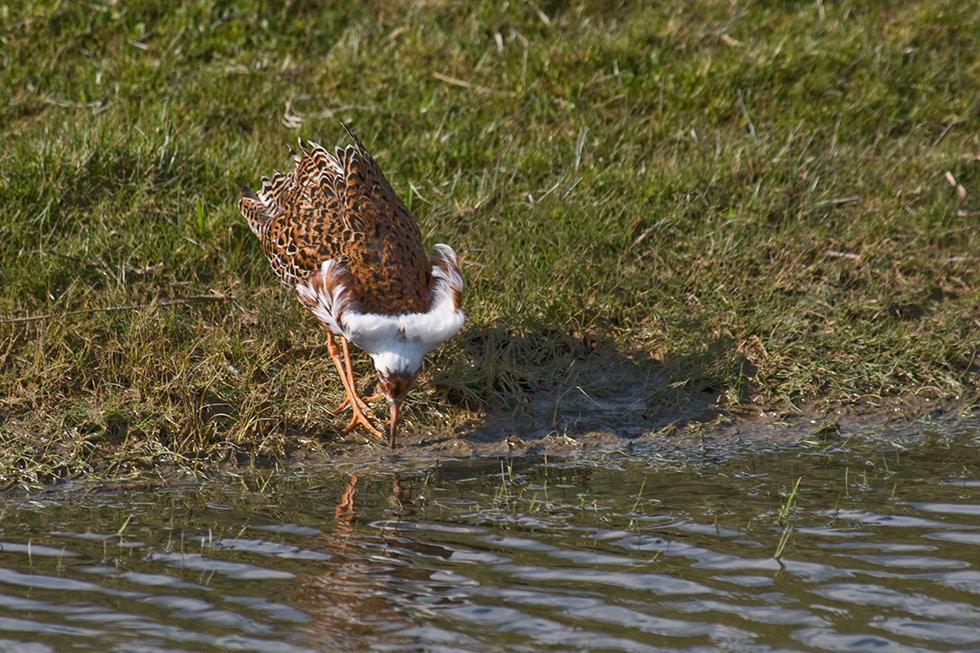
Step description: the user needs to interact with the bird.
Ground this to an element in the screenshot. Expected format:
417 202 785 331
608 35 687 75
238 129 464 448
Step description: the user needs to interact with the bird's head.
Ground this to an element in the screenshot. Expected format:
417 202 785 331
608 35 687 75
377 368 417 405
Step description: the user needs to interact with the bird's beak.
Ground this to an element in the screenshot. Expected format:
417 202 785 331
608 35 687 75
388 400 400 449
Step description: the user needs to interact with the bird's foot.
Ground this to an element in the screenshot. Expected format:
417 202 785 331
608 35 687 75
341 403 385 440
330 392 384 415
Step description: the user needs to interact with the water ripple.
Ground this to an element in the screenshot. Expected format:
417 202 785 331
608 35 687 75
0 429 976 651
496 564 726 595
146 553 294 580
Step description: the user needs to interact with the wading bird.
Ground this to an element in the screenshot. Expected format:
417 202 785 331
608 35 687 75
239 131 464 448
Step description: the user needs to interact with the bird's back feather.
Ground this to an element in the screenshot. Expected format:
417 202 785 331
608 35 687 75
240 134 432 314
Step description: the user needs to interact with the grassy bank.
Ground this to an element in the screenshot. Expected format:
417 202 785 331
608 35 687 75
2 1 979 484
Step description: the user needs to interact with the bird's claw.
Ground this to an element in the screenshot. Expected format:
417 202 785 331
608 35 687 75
341 403 385 440
330 392 383 415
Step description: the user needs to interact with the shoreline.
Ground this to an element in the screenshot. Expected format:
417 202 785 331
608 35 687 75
3 391 973 489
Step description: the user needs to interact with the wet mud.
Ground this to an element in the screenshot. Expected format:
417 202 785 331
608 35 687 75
287 376 967 471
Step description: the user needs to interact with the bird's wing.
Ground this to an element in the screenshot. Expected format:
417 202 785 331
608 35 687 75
333 131 431 315
240 132 432 314
239 140 349 284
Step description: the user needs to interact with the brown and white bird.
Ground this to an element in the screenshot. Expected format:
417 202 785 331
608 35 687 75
239 130 464 448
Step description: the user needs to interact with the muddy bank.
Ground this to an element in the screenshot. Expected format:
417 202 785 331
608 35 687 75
4 346 972 488
285 388 974 471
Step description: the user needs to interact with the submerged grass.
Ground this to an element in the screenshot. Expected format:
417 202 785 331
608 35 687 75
2 1 980 484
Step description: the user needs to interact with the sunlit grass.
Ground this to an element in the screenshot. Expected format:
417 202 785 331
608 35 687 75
2 1 979 483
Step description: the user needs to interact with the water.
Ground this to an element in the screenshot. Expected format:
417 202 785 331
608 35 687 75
0 425 978 651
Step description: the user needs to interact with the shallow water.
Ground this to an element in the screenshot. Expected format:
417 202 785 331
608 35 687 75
0 425 978 652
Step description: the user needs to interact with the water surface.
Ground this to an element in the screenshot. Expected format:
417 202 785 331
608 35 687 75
0 425 978 651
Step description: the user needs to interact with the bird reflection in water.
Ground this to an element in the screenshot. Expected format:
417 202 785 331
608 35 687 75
288 472 453 647
332 473 406 530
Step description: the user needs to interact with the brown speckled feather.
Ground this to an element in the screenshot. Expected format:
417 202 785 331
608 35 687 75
240 134 432 315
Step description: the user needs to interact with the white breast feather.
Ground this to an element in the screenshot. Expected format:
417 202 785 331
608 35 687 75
295 245 465 377
295 259 356 335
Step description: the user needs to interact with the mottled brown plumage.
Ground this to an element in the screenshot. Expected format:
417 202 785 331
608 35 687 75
240 134 432 315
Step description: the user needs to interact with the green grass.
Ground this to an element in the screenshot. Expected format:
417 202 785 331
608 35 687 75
2 1 980 484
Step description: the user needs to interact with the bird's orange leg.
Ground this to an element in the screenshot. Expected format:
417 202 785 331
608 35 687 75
326 333 383 439
325 332 354 413
329 337 383 413
341 337 384 406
